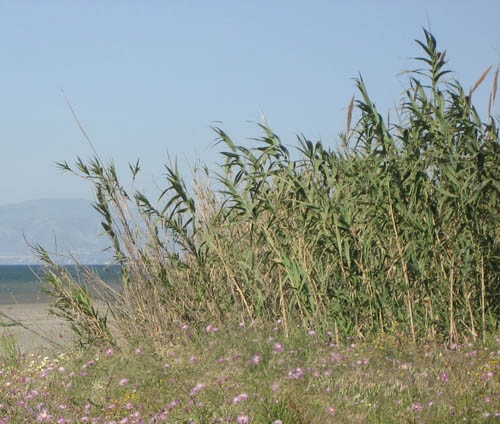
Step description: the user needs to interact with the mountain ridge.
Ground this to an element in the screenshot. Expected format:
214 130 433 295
0 198 112 264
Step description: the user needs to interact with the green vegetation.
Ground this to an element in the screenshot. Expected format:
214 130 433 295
41 29 500 347
1 29 499 422
0 323 499 423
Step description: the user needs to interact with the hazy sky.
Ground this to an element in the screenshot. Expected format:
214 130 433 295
1 1 499 205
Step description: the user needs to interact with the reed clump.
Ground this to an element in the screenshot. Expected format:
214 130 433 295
37 29 500 349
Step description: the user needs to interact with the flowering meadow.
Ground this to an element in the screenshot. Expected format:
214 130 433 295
1 321 499 423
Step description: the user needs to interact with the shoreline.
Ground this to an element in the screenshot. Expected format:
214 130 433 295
0 303 72 354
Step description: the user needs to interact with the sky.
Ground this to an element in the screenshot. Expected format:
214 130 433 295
1 0 499 206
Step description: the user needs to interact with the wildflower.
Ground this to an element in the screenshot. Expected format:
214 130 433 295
440 372 449 382
327 406 336 416
272 421 283 424
288 368 304 379
273 342 284 353
105 348 115 356
237 414 249 424
36 408 53 422
119 378 129 387
410 402 423 412
232 393 249 404
135 348 142 355
251 353 262 365
190 382 206 396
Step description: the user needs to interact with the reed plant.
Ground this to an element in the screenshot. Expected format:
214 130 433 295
38 29 500 349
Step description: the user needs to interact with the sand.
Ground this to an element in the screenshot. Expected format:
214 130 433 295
0 303 73 354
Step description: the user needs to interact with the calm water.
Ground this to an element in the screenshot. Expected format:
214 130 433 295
0 265 122 305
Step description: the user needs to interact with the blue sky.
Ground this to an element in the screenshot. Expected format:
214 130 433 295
1 1 499 205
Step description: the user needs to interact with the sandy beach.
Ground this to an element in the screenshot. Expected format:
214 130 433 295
0 303 73 353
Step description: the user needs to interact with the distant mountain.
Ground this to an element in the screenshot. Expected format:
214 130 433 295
0 199 112 264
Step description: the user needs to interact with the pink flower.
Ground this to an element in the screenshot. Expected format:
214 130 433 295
251 353 262 365
288 368 304 379
105 348 115 356
327 406 336 416
190 382 206 396
410 402 423 412
440 372 449 382
119 378 129 387
237 414 249 424
36 408 53 422
273 342 284 353
232 393 249 404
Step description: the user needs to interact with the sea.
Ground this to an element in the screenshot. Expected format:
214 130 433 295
0 265 122 305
